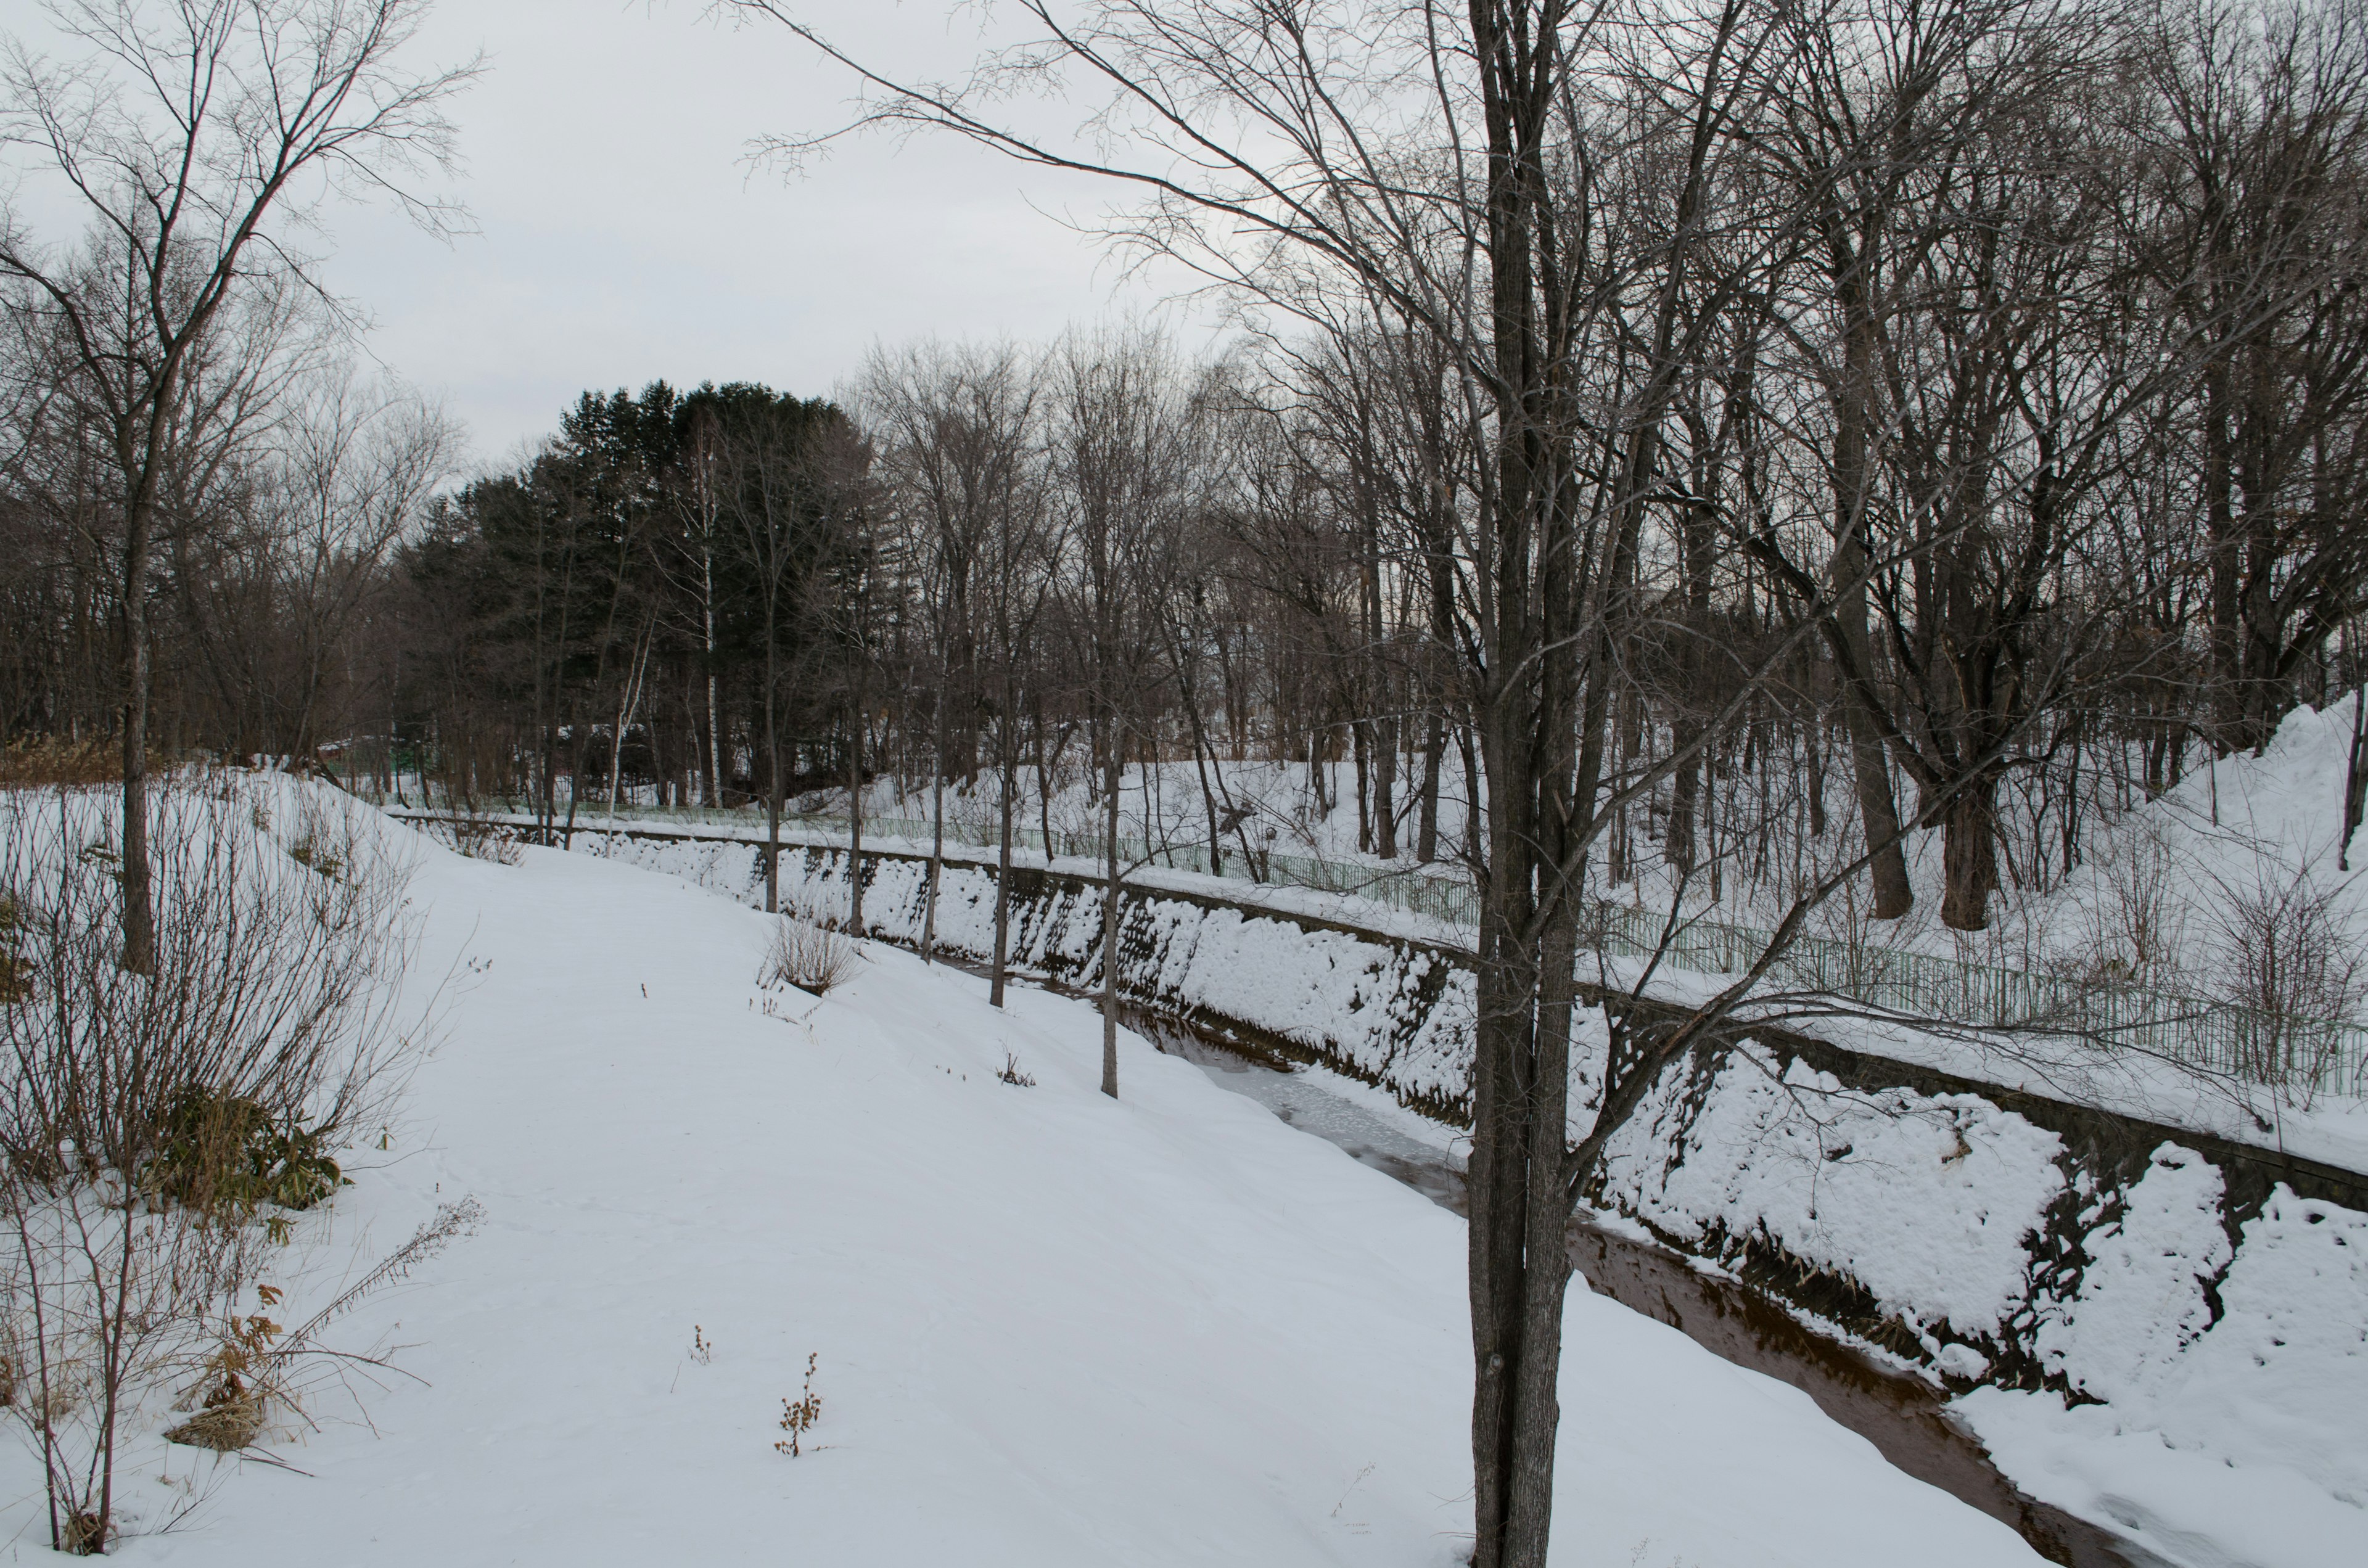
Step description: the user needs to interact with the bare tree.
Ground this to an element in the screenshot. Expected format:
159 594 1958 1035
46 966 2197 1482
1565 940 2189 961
722 5 2206 1562
1050 328 1186 1098
0 0 475 969
171 368 455 760
858 340 1053 988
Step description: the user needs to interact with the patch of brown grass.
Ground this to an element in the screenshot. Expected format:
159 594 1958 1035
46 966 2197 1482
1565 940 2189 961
162 1393 266 1453
0 736 126 789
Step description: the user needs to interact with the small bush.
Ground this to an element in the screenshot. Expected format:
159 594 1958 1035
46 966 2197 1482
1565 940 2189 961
997 1051 1036 1087
143 1090 347 1217
426 813 520 864
760 918 859 996
2071 820 2183 983
163 1304 281 1453
2206 851 2367 1104
775 1353 823 1456
286 833 343 878
162 1395 267 1453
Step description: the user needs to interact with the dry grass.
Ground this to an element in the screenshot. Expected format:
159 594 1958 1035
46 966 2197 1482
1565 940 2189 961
0 737 127 790
421 814 520 864
162 1392 266 1453
760 917 860 996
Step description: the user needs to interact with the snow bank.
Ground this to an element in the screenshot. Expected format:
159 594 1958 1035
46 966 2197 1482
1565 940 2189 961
579 834 1487 1120
1960 1173 2368 1568
2033 703 2368 979
1597 1043 2070 1347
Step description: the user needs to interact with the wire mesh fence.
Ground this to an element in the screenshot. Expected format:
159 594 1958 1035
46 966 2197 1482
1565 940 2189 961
369 792 2367 1096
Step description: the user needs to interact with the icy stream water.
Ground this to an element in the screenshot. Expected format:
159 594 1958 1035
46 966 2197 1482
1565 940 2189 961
1128 1011 2166 1568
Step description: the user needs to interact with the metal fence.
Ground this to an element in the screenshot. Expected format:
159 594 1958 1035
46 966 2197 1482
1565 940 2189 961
1579 901 2366 1095
371 792 2367 1096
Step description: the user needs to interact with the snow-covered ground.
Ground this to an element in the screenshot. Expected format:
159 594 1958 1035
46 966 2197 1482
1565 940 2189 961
577 818 2368 1568
0 797 2058 1566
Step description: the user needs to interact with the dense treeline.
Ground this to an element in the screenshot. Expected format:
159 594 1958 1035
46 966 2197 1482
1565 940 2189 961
396 382 866 827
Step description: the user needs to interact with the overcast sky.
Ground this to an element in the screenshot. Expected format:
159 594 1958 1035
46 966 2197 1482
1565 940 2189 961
4 1 1211 464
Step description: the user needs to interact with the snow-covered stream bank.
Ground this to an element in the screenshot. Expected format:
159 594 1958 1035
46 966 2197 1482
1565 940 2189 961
2 807 2078 1566
517 821 2367 1568
1124 1011 2153 1568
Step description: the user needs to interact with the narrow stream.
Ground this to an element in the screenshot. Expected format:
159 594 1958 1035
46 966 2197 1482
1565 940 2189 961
1130 1011 2164 1568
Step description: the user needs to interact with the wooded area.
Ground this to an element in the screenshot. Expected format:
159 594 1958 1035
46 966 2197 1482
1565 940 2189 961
6 1 2367 1562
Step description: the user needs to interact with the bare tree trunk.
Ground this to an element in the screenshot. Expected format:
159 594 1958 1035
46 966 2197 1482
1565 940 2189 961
1035 701 1058 859
923 679 945 963
607 619 652 814
847 671 866 936
992 721 1016 1008
1940 776 2000 932
1417 708 1443 864
118 497 154 973
1834 580 1907 916
2343 679 2366 871
765 639 781 914
1100 710 1122 1099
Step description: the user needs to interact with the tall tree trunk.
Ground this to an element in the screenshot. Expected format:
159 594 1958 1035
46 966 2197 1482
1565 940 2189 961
118 494 154 974
1833 303 1913 917
1940 774 2000 932
1418 708 1443 864
1035 702 1056 861
1667 737 1700 877
2341 680 2366 872
993 718 1016 1007
1352 716 1373 852
924 679 946 963
765 637 781 914
1100 710 1122 1099
847 667 866 935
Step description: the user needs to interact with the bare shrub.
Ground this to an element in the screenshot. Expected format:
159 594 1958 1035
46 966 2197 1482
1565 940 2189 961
997 1051 1036 1087
162 1295 282 1452
760 917 860 996
150 1196 483 1459
0 779 428 1550
421 811 520 865
0 785 421 1177
2205 848 2367 1105
2072 819 2184 983
1 1173 260 1548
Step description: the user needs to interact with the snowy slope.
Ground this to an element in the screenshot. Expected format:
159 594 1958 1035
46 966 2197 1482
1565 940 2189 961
2 813 2052 1566
2026 702 2368 986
